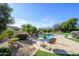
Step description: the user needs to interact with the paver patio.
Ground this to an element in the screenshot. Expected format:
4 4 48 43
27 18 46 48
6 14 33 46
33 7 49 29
0 34 79 55
55 35 79 54
33 34 79 55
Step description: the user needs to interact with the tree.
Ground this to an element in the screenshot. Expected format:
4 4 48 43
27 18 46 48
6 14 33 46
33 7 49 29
52 24 61 32
47 28 52 33
22 24 32 34
31 26 37 34
61 22 68 32
0 3 14 33
76 26 79 30
68 18 78 31
60 18 78 32
38 28 43 34
22 24 37 35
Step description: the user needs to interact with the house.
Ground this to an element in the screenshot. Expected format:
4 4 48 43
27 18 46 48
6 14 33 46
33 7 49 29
7 25 21 33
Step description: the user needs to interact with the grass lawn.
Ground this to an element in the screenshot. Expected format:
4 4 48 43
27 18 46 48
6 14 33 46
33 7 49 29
33 50 79 56
33 50 61 56
54 32 70 35
68 38 79 43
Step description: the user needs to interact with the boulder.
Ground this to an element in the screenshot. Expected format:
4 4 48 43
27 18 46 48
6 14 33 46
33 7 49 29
71 31 79 38
16 32 29 40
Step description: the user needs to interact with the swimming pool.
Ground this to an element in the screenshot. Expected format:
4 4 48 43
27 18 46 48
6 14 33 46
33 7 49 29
38 33 53 42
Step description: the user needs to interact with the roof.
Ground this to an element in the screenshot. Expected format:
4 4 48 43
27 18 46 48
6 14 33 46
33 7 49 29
7 25 21 30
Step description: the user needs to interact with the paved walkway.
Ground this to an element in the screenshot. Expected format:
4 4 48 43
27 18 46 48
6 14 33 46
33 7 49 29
55 35 79 54
1 35 79 55
33 34 79 55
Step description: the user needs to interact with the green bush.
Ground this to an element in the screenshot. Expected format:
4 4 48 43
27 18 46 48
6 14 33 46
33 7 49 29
65 35 68 38
0 30 14 40
8 38 19 44
2 30 14 38
0 34 4 40
75 36 79 39
0 47 11 56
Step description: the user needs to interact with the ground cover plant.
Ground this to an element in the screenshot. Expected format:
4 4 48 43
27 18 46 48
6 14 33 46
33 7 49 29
0 47 11 56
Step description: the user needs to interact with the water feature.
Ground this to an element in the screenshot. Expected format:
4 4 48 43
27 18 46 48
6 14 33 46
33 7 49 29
38 33 54 42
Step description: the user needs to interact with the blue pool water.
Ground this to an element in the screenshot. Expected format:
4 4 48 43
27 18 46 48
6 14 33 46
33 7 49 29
38 34 53 42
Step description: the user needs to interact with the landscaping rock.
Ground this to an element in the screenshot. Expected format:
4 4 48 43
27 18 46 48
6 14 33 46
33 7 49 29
16 32 29 40
71 31 79 38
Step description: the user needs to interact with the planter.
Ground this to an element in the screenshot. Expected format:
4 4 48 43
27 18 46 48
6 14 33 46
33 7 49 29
49 38 57 44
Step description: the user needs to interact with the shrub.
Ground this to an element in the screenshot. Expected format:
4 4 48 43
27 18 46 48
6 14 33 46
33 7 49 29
75 36 79 39
2 30 14 38
8 38 19 44
0 30 14 40
0 34 4 40
65 35 68 38
16 33 29 40
0 47 11 56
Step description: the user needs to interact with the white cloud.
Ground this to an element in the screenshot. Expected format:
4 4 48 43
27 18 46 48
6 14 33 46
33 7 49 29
9 18 44 28
9 16 56 28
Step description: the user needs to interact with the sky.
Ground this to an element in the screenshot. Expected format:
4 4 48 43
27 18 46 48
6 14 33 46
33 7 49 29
9 3 79 28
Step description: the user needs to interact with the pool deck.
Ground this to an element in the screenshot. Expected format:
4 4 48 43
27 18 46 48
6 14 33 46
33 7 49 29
0 34 79 55
33 34 79 55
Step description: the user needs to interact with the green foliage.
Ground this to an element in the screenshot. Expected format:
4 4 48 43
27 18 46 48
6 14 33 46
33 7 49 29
38 28 52 34
69 36 79 43
68 18 78 25
22 24 38 34
43 29 47 33
0 47 11 56
52 24 61 32
31 26 37 34
47 28 52 33
34 50 60 56
22 24 31 33
60 22 69 32
53 18 78 32
2 30 14 37
65 35 68 38
0 34 4 40
65 18 77 32
0 30 14 40
34 50 79 56
38 28 44 33
8 38 19 44
0 3 14 33
76 27 79 30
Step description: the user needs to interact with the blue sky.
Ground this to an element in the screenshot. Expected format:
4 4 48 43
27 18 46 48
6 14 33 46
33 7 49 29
9 3 79 28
